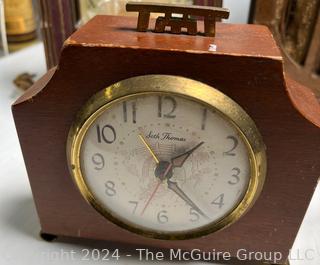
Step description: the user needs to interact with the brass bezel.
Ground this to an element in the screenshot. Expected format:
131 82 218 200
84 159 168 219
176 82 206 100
67 75 267 240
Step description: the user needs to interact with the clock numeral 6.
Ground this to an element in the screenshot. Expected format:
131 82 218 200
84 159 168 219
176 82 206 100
228 167 241 185
157 210 169 224
211 193 224 209
92 153 105 170
96 124 116 144
158 96 177 118
105 181 116 196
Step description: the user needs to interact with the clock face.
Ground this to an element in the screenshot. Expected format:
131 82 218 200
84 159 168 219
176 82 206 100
68 75 266 239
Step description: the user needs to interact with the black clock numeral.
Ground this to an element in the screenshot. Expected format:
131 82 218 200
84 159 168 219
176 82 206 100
92 153 105 170
201 108 207 130
228 167 241 185
123 101 136 123
158 96 177 118
223 136 238 156
96 124 116 144
129 201 138 214
189 208 200 222
211 193 224 209
157 210 169 224
105 181 116 196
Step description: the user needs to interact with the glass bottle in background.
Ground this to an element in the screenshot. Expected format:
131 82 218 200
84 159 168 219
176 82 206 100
4 0 37 52
0 0 9 56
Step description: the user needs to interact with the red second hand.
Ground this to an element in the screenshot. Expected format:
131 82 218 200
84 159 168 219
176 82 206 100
140 180 162 216
140 162 173 216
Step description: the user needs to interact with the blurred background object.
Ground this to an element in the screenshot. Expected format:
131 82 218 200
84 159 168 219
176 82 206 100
0 0 251 81
3 0 318 96
13 72 36 90
4 0 36 43
252 0 320 96
38 0 77 69
38 0 227 69
3 0 38 52
0 0 9 56
38 0 252 69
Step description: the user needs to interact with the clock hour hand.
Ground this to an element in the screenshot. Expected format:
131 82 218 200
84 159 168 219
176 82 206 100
138 128 160 164
171 141 204 168
167 180 208 219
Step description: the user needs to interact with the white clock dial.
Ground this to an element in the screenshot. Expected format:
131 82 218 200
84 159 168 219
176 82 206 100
79 94 251 233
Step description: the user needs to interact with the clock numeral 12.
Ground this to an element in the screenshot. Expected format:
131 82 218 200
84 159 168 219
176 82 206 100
158 96 177 118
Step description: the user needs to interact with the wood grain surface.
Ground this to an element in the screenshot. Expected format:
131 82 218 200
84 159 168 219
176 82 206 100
12 16 320 264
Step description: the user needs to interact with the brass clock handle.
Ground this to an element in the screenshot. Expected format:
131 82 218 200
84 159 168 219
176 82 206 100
126 2 230 37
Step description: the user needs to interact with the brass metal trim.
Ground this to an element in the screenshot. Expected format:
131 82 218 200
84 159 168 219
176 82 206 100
67 75 267 240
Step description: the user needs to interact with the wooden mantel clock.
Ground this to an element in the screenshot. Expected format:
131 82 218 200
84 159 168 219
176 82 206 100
12 3 320 265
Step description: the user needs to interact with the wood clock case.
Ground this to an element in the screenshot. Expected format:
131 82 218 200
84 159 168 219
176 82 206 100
12 16 320 264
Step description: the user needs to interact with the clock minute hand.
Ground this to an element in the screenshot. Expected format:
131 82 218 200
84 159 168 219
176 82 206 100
167 180 208 219
171 141 204 168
